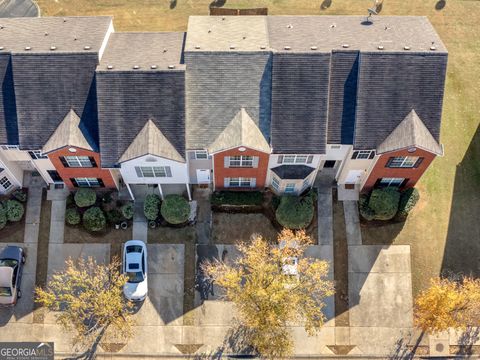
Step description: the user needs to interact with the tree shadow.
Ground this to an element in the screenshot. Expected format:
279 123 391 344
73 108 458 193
435 0 446 11
209 0 227 9
455 327 480 356
389 331 425 360
169 0 177 9
443 123 480 280
320 0 332 10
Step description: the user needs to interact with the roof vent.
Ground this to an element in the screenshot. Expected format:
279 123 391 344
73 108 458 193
404 45 411 50
151 65 158 69
284 46 291 50
163 48 167 53
107 65 114 70
342 44 350 48
74 37 77 41
378 45 384 50
84 45 91 50
50 46 57 51
430 45 436 51
229 45 236 49
242 36 246 40
44 32 48 36
330 23 336 28
260 45 266 50
195 45 200 49
133 65 140 69
0 47 4 51
310 46 318 50
63 18 67 22
286 24 293 29
208 29 211 33
168 65 175 69
25 46 31 51
222 17 226 20
0 26 4 30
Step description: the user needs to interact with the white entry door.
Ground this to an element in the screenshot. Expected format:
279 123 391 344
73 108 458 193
196 169 211 183
345 170 363 184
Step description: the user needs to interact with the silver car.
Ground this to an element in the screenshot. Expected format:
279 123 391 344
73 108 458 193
122 240 148 302
0 246 26 306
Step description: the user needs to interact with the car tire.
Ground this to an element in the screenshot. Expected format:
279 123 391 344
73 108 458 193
17 290 22 299
22 255 26 264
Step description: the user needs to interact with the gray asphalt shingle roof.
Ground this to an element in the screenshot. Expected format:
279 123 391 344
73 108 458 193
98 32 185 72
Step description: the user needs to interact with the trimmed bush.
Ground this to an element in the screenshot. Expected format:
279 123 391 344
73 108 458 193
397 188 420 219
65 208 81 225
275 191 315 230
106 209 123 224
0 203 6 230
74 188 97 208
359 194 375 221
161 195 190 225
5 200 24 222
12 189 27 203
211 191 263 206
144 194 161 221
121 203 134 220
83 207 106 232
368 188 400 221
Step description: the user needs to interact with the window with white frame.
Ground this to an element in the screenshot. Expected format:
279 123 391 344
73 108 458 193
229 156 253 167
352 150 374 159
0 176 12 191
379 178 405 187
28 150 48 160
229 177 252 187
301 177 310 191
63 156 95 168
284 183 296 193
0 145 19 150
280 155 313 164
271 176 280 191
72 178 101 187
387 156 421 168
135 166 172 178
194 150 208 160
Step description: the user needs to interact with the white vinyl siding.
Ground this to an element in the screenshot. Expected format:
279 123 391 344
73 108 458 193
64 156 93 168
135 166 172 178
379 177 405 187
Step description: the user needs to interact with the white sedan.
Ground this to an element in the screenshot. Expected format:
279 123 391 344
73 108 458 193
122 240 148 302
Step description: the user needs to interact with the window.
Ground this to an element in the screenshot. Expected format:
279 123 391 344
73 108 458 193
0 176 12 191
1 145 19 150
387 156 422 168
351 150 375 160
229 156 253 167
135 166 172 178
301 178 310 191
279 155 313 164
62 156 95 168
229 177 251 187
71 178 103 187
285 183 296 193
271 176 280 191
378 178 405 187
28 150 48 160
194 150 208 160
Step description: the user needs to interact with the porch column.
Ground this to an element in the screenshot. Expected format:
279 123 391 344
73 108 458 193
185 183 192 201
126 183 135 201
158 183 164 200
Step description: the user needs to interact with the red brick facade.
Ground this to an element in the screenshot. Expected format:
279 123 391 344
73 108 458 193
362 148 436 192
213 146 269 190
47 146 116 189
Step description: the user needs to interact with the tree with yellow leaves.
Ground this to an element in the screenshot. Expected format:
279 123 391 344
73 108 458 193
36 257 134 356
414 276 480 333
203 229 334 359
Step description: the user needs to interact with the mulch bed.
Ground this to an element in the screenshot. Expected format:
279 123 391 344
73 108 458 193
0 216 25 243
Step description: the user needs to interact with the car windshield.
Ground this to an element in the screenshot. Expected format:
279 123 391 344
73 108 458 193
127 271 144 283
126 245 143 253
0 259 17 267
0 286 12 296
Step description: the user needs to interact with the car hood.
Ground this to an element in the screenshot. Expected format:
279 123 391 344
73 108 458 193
0 291 14 305
123 279 148 301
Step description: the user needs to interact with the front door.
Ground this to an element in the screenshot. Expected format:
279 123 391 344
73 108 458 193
196 169 211 184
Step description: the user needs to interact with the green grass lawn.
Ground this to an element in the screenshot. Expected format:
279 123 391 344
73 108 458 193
36 0 480 295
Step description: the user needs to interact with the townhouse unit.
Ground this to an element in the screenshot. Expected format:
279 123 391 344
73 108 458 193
0 15 447 199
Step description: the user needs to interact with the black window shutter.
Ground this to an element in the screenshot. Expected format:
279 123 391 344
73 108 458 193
400 178 409 188
70 178 78 188
374 178 383 188
97 178 104 187
307 155 313 164
385 157 394 168
351 151 359 159
414 157 424 168
369 151 375 159
60 157 69 168
277 155 283 164
89 157 97 168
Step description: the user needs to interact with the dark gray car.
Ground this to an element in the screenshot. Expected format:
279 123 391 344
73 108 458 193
0 246 25 306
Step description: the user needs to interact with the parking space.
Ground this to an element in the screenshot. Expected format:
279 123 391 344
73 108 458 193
47 243 110 275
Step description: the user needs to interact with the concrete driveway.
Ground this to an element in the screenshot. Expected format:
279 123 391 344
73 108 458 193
0 0 39 17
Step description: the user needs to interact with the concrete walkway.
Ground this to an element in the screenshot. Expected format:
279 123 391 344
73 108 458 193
46 187 69 244
24 174 45 244
193 187 211 245
133 201 148 241
343 200 362 245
